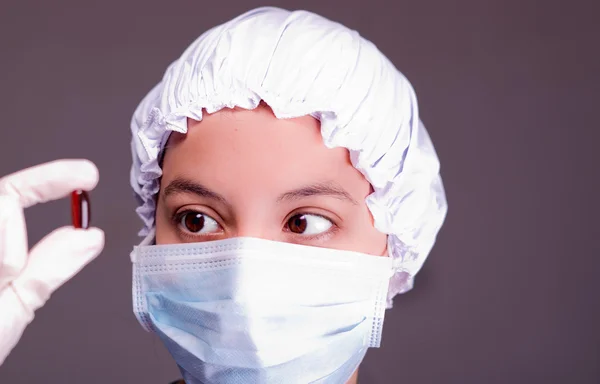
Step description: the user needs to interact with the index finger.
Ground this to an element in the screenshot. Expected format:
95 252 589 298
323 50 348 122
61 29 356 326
0 159 99 208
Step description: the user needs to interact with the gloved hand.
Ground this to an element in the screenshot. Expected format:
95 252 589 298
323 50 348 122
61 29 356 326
0 159 105 365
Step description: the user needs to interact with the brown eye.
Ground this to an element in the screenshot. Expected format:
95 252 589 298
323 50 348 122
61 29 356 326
287 214 332 235
179 212 219 234
288 214 308 233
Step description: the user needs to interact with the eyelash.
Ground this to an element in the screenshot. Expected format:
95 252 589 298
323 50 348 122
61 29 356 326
170 209 339 242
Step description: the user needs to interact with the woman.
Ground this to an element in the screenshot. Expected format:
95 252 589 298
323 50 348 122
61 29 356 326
0 7 447 384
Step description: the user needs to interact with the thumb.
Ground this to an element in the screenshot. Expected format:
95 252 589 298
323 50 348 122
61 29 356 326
11 226 104 314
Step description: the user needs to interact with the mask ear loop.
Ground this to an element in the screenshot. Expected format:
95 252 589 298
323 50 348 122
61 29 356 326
141 227 156 246
130 227 157 262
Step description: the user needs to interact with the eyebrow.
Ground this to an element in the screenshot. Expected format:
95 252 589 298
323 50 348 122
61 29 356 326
162 178 358 205
276 181 358 205
162 178 229 205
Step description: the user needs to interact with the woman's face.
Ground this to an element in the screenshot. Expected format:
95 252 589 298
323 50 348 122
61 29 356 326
155 103 386 257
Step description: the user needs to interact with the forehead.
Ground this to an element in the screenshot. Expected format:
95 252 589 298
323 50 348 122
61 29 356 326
161 105 367 195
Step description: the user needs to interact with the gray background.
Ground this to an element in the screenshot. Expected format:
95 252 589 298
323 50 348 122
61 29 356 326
1 0 598 383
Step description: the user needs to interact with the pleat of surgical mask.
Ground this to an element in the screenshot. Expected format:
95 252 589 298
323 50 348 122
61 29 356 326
131 235 395 383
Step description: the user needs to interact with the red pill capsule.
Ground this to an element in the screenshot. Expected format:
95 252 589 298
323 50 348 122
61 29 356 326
71 190 91 229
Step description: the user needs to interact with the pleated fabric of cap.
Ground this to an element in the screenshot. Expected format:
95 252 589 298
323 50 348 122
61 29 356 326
129 6 448 307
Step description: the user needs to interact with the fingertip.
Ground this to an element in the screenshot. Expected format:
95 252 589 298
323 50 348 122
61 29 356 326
48 159 100 189
0 159 101 207
71 227 105 248
85 227 105 246
70 159 100 190
48 226 105 250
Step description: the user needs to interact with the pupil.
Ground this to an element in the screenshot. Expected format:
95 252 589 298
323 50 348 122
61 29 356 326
184 213 205 232
289 215 307 233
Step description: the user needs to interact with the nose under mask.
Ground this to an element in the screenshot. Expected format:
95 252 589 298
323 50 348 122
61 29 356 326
131 231 395 384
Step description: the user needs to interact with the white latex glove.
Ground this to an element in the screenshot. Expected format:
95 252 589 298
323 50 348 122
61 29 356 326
0 159 105 365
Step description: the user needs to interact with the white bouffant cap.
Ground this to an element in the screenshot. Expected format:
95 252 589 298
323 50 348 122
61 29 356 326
130 7 448 306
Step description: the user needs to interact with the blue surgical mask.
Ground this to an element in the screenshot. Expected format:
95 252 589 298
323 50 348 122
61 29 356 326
131 231 395 384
